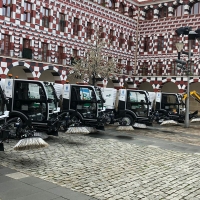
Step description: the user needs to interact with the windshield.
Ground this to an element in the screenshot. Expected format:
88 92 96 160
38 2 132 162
128 91 147 103
44 83 57 111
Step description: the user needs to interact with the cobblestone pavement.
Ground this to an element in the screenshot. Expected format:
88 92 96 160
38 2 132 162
134 123 200 146
1 126 200 200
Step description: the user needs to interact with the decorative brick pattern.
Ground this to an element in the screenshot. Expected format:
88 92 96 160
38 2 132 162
1 0 200 91
0 0 137 83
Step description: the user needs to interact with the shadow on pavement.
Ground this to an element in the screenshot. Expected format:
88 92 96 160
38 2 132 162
88 131 134 141
46 136 88 146
115 135 133 140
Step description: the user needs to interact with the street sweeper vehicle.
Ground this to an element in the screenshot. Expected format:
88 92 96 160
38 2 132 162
0 82 49 151
149 92 198 123
53 83 107 131
101 88 198 126
101 88 153 126
0 78 60 136
0 84 10 151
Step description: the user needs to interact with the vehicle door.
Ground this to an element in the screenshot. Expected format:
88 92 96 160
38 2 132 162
161 93 180 114
43 82 59 115
126 90 149 117
13 80 48 122
70 86 98 119
0 86 8 125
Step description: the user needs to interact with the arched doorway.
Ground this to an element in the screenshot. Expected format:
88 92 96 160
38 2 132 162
7 66 33 79
39 70 61 83
161 82 179 93
139 82 153 91
189 82 200 112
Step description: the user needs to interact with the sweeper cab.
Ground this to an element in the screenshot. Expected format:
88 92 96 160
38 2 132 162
151 92 185 114
147 92 199 124
1 78 60 135
151 92 187 117
0 84 10 151
101 88 153 126
53 83 106 130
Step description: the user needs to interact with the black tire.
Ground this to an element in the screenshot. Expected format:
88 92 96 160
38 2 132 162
70 115 82 126
121 114 135 126
59 113 82 131
59 118 68 132
5 117 25 139
104 113 112 125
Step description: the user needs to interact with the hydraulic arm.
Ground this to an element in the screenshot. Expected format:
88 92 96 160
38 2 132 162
182 90 200 103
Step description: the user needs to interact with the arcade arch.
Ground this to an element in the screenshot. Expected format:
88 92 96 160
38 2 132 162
189 82 200 112
7 65 33 79
138 82 154 92
39 69 61 82
161 82 179 93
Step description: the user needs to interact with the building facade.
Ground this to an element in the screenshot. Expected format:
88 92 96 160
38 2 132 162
137 0 200 111
1 0 200 110
0 0 137 85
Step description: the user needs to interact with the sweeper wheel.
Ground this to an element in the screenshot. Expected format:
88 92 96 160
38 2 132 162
70 115 82 126
5 118 19 139
121 114 135 126
5 117 26 139
59 113 82 131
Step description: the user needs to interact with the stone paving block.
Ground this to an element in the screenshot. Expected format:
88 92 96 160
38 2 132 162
0 175 13 183
0 167 17 175
47 186 91 200
89 198 99 200
32 180 59 190
13 191 59 200
0 131 200 200
0 180 27 194
5 172 29 179
0 184 43 200
20 176 46 185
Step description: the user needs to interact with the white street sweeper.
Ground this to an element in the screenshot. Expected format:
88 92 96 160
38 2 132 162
0 78 60 136
100 88 198 126
149 91 198 124
0 79 49 151
101 88 153 126
0 83 10 151
53 83 107 131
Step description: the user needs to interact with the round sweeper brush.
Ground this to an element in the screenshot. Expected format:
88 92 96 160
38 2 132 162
116 126 134 131
133 123 147 129
160 120 178 126
65 127 90 134
85 127 97 133
13 137 49 151
191 118 200 123
33 132 49 139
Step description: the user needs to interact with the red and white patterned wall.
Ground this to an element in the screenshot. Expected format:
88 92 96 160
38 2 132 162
1 0 200 91
0 0 137 84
